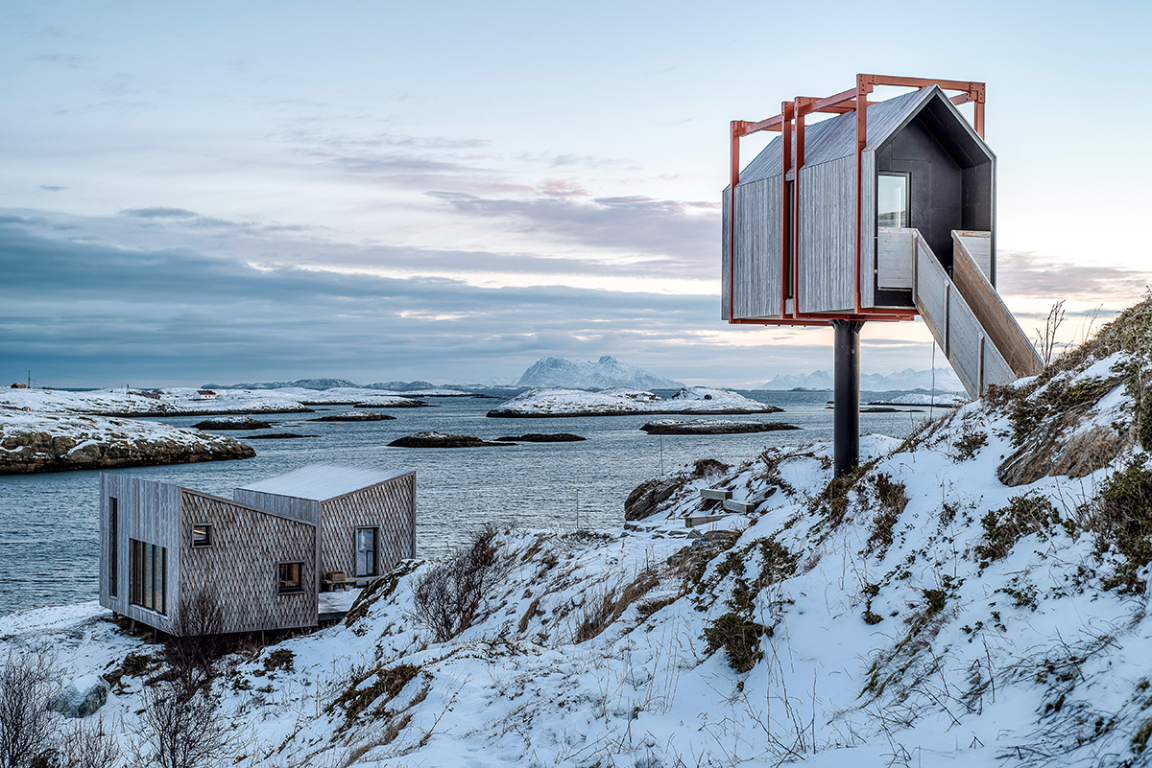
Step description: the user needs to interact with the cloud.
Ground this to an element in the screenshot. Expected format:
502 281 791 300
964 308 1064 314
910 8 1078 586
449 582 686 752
119 207 200 219
997 249 1151 302
33 53 89 68
427 191 719 267
39 185 66 192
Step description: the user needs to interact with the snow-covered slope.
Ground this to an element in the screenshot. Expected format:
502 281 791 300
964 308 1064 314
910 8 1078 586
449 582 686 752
516 355 684 390
488 386 780 417
5 298 1152 766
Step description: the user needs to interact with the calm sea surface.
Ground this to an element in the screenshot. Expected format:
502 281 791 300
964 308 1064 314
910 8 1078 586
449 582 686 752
0 389 947 617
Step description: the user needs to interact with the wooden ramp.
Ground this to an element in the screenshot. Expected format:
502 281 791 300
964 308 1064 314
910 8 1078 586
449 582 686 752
905 229 1042 398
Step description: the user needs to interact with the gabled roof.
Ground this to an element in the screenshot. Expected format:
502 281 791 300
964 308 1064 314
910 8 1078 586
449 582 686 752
237 464 412 502
737 85 993 185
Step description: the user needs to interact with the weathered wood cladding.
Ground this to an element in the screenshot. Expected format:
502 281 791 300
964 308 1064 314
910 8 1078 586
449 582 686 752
231 488 319 525
180 490 317 633
731 177 782 318
99 474 181 633
318 472 416 584
952 233 1041 378
798 156 856 313
721 190 730 320
912 231 1013 397
877 227 915 289
860 150 876 308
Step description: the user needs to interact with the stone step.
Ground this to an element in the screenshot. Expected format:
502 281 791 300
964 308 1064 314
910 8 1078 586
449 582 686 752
700 488 732 502
723 499 756 514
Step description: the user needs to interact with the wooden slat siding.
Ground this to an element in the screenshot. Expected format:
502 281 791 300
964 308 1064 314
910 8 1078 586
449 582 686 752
99 474 181 634
721 189 730 320
231 488 319 525
798 155 855 313
733 177 782 318
318 472 416 586
876 227 915 289
954 230 991 279
911 230 1012 398
952 232 1043 377
180 489 317 633
860 149 876 308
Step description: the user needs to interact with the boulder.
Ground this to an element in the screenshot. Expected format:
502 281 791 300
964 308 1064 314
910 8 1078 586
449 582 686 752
48 675 110 718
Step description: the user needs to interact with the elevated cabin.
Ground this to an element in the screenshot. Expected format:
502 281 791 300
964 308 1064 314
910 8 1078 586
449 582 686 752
721 78 1040 403
99 464 415 636
722 85 994 319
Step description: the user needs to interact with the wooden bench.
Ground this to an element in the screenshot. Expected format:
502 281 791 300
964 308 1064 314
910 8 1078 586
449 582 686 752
700 488 732 502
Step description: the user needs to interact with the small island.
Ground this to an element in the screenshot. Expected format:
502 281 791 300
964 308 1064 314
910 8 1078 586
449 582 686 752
387 431 508 448
488 386 782 418
193 415 272 430
640 419 799 435
310 411 396 422
496 433 587 442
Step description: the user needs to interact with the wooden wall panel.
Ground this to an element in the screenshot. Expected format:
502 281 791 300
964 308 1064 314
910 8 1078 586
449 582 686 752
721 191 730 320
732 177 782 319
98 474 181 633
318 473 416 585
861 150 876 308
876 227 914 289
232 489 319 525
180 490 317 633
798 156 856 313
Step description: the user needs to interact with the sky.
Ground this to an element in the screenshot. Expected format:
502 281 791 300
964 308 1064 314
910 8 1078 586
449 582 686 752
2 0 1151 388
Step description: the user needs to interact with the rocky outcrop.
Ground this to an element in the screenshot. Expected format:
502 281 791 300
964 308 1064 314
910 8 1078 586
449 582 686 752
0 412 255 475
387 431 508 448
624 458 730 520
193 416 271 430
310 411 396 422
495 433 587 442
640 419 798 435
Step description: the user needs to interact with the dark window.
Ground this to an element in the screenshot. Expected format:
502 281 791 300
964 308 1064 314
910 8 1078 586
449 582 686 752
355 528 377 577
878 172 910 228
191 524 212 547
129 539 167 614
279 562 304 593
108 498 118 597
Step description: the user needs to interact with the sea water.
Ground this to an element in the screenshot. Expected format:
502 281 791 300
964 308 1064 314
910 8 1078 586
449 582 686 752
0 389 946 616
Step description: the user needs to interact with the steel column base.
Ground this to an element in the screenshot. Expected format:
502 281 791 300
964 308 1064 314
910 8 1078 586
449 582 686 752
833 320 864 478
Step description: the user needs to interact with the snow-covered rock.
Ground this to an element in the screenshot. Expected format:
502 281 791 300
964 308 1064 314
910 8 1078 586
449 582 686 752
0 409 255 474
516 355 684 390
488 386 780 417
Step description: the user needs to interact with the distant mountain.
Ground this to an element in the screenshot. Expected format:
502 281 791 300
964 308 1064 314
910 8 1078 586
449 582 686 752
756 367 964 393
203 378 360 390
516 356 684 390
366 381 438 392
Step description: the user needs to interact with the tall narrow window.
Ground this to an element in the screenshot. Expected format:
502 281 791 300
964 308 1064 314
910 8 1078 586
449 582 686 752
355 528 377 577
878 172 910 228
108 498 118 597
129 539 167 614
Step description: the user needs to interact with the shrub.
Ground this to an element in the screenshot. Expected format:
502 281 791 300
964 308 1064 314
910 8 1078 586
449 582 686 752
973 495 1062 568
413 525 501 642
1089 456 1152 593
165 587 224 696
262 648 295 674
703 613 769 673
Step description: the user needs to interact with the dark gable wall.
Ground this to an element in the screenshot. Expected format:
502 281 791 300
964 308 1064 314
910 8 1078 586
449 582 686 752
877 118 962 270
877 98 994 276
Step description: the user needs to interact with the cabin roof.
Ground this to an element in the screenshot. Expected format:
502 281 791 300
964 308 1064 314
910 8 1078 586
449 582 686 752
737 85 992 185
236 463 411 501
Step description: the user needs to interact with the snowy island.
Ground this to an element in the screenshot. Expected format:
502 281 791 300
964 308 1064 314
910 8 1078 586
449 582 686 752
487 386 782 418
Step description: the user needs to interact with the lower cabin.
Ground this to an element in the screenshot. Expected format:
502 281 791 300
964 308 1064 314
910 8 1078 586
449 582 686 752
99 464 416 636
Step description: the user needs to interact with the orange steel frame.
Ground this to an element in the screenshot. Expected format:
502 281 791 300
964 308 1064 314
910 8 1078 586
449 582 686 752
727 74 986 328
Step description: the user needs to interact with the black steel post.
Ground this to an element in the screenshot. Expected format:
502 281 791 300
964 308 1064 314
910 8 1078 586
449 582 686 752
833 320 864 478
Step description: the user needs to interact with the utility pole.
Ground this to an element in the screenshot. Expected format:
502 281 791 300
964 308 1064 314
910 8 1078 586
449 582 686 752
574 488 580 530
27 371 31 388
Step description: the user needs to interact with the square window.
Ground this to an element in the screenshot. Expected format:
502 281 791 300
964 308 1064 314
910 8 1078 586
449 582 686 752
279 562 304 593
191 524 212 547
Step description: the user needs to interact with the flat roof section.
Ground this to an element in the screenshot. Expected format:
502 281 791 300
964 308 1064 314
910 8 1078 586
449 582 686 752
237 464 412 502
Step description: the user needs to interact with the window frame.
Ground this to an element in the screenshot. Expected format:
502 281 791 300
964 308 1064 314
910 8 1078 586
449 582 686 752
278 561 305 594
128 538 167 615
191 523 213 548
108 497 118 597
877 171 911 229
355 527 378 578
